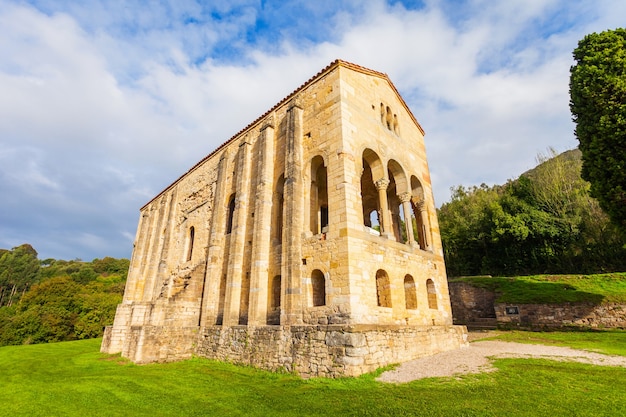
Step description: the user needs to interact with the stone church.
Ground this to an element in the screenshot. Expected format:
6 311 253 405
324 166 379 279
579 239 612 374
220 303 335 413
101 60 467 377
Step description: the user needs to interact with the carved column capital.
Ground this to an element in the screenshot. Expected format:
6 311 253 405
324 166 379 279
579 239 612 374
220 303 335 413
398 192 412 203
374 178 390 191
412 197 425 211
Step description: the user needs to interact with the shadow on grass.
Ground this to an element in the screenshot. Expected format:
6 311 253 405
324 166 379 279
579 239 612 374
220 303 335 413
452 276 606 304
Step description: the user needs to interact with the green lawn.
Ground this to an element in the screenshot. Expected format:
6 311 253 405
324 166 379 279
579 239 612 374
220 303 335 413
1 335 625 416
485 329 626 356
451 272 626 304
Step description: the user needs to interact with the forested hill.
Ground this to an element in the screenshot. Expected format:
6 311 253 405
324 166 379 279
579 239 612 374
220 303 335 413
0 244 128 346
438 148 626 277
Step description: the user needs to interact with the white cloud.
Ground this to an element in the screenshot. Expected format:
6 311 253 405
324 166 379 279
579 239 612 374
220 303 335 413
0 0 623 259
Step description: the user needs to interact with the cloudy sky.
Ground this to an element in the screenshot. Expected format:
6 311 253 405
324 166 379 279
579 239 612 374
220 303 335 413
1 0 623 261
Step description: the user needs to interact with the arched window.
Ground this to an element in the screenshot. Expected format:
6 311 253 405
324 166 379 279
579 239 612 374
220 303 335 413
426 279 438 310
226 194 236 234
410 176 430 250
186 226 195 261
376 269 392 308
271 275 281 309
386 106 393 130
310 156 329 234
272 175 285 244
311 269 326 307
361 149 384 231
404 275 417 310
267 275 281 325
388 160 410 244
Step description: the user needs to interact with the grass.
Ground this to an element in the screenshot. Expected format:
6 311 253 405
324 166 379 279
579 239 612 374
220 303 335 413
1 335 626 416
486 329 626 356
450 272 626 304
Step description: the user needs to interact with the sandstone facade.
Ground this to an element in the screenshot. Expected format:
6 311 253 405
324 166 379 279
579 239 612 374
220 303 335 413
101 60 468 377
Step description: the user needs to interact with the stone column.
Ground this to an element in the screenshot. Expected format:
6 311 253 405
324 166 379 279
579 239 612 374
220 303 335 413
374 178 393 238
223 138 253 325
142 196 168 302
415 199 431 251
398 192 416 246
123 210 149 302
248 117 275 325
281 98 304 325
199 152 230 327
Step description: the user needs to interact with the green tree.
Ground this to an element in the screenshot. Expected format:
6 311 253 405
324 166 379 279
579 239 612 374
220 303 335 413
0 244 40 307
570 28 626 231
438 149 626 276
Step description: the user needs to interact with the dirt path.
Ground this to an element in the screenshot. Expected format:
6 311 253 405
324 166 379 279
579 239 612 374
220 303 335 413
377 335 626 383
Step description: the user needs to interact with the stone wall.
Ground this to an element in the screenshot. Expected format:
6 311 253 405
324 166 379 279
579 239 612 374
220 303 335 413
448 281 496 323
448 281 626 329
106 324 468 378
496 303 626 329
195 324 468 378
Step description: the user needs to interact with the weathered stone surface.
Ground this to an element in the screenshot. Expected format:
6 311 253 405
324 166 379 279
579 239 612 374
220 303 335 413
448 281 626 330
101 60 467 377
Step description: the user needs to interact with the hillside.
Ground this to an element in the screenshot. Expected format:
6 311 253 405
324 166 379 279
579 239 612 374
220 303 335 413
0 245 128 346
438 148 626 277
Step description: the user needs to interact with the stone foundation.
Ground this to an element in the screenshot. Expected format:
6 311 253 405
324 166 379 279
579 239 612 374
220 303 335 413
103 324 468 378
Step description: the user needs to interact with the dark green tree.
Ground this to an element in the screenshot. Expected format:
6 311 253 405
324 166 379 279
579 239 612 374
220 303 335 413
570 28 626 231
0 244 40 306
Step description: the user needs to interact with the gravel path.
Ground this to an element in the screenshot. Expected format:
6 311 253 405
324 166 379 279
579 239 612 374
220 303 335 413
377 335 626 383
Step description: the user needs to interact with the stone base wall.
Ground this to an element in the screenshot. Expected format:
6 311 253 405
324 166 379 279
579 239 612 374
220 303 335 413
103 323 468 378
496 303 626 329
102 324 198 363
194 324 468 378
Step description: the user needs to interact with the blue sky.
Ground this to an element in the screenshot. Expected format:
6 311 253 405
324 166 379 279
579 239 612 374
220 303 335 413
1 0 624 261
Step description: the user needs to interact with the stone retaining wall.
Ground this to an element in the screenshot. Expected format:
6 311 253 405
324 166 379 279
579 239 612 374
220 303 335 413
448 282 496 322
448 282 626 329
496 302 626 329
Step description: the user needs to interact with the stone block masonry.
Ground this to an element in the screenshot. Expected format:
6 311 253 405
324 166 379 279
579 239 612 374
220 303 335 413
102 60 467 377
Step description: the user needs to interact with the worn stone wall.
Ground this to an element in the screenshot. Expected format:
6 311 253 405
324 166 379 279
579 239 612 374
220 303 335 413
496 303 626 329
448 281 496 323
194 324 468 378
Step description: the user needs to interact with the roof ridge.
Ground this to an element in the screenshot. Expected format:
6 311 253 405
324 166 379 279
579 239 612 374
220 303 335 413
141 60 422 210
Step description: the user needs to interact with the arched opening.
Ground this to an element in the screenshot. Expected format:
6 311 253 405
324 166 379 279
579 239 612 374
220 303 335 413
385 106 393 130
185 226 196 262
426 279 438 310
361 159 379 230
361 149 385 232
216 273 227 325
388 160 412 244
386 169 403 242
311 269 326 307
310 156 329 234
226 194 236 235
272 175 285 245
186 226 195 261
267 275 281 325
404 275 417 310
410 176 430 250
376 269 392 308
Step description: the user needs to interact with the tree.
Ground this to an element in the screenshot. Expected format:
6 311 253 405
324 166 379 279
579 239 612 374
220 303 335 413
0 244 40 306
570 28 626 231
